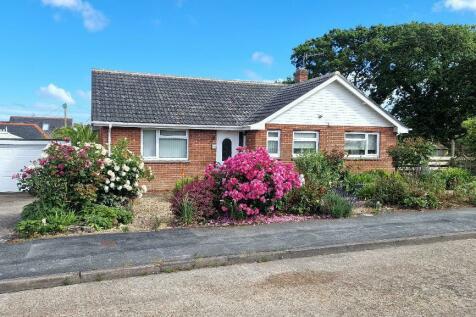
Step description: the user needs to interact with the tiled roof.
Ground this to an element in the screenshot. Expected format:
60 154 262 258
9 116 73 134
91 70 334 126
0 123 48 139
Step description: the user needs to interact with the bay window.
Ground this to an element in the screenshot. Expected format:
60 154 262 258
267 130 280 157
344 132 379 158
142 129 188 160
293 131 319 157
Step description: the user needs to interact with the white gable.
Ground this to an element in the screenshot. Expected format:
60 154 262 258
269 81 393 127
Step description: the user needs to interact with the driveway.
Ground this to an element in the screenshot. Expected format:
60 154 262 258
1 239 474 316
0 193 33 242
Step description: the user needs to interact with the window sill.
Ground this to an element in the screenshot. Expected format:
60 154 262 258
144 159 190 164
345 156 380 161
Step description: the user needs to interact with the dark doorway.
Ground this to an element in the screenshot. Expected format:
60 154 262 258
222 138 232 161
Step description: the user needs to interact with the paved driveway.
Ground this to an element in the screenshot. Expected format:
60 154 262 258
0 193 33 242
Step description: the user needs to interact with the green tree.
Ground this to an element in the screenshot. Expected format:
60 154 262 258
52 124 98 146
292 23 476 142
462 117 476 154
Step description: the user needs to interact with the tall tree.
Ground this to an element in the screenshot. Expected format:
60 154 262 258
292 23 476 142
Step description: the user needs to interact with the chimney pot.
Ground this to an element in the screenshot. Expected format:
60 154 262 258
294 68 308 83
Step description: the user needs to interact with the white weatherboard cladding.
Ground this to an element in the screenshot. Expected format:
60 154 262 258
270 81 393 127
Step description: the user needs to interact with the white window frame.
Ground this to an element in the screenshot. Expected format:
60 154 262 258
141 129 189 161
266 130 280 158
344 132 379 159
292 131 319 158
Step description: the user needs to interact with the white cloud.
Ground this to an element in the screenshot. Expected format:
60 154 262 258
251 51 274 66
437 0 476 12
42 0 108 31
39 83 75 105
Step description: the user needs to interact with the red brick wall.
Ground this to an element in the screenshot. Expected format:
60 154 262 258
246 124 396 172
99 125 396 190
99 127 216 191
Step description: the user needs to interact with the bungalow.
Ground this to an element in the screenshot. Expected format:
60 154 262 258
92 69 408 190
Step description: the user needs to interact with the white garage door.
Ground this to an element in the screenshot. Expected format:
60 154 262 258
0 141 50 192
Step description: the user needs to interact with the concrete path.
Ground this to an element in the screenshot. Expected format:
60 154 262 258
0 193 33 243
1 208 476 285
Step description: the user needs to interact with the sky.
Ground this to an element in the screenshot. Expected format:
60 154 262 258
0 0 475 123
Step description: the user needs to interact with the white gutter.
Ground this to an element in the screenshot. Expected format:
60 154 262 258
92 120 257 131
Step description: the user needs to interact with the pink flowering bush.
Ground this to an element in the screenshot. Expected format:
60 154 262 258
15 140 153 210
205 147 301 218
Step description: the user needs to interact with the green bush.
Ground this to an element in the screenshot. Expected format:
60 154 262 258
344 170 388 198
284 183 324 215
433 167 472 190
294 151 345 191
320 192 352 218
371 173 410 205
81 204 133 230
173 176 197 193
388 137 435 169
454 181 476 206
16 204 77 238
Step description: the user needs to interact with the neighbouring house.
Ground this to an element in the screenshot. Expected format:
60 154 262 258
9 116 73 136
0 122 53 192
92 69 409 190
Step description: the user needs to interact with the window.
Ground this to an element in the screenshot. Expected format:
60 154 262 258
42 123 50 131
293 131 319 157
267 130 280 157
344 133 379 158
142 129 188 160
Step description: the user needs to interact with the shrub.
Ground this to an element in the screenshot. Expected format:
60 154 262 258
388 137 435 170
97 139 154 207
81 204 133 230
15 142 107 209
173 176 197 193
171 179 216 223
433 167 472 190
294 151 345 191
344 170 388 198
320 192 352 218
370 173 410 205
284 183 325 215
16 204 77 238
454 181 476 206
205 147 301 217
16 140 153 211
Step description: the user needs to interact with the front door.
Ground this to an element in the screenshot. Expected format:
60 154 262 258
216 131 240 163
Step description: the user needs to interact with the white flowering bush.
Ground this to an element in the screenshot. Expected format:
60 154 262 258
97 139 153 207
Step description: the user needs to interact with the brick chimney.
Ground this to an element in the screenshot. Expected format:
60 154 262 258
294 68 308 83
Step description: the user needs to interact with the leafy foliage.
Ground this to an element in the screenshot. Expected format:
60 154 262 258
171 179 216 223
388 137 435 169
433 167 472 190
14 140 152 237
206 147 301 217
52 124 98 146
461 117 476 154
320 192 352 218
292 23 476 141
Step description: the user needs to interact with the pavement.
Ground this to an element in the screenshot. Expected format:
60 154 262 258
1 208 476 293
0 193 33 243
1 239 474 316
